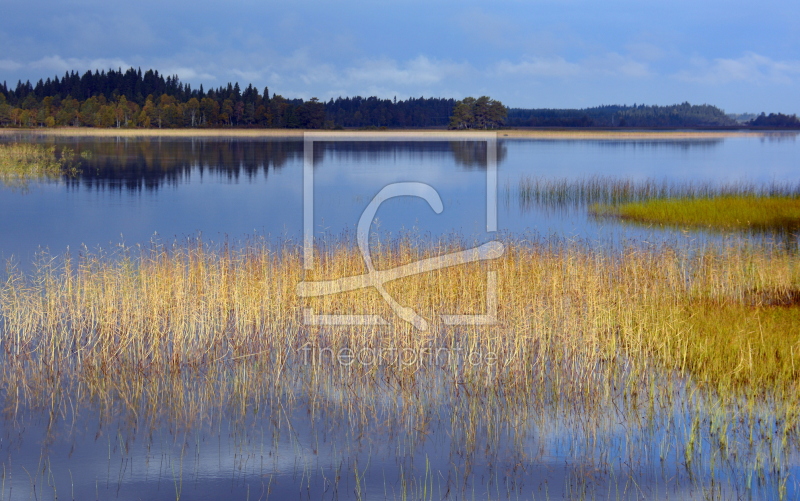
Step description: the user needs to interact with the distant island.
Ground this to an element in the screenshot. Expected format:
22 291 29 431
1 67 798 130
507 105 800 129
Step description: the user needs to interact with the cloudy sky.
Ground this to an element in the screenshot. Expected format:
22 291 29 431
1 0 798 113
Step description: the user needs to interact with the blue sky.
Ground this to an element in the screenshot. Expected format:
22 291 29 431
1 0 799 113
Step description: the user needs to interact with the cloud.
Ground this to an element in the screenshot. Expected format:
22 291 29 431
230 69 262 83
494 57 581 78
271 55 473 99
0 59 22 71
493 53 651 79
162 67 216 82
674 52 800 85
2 54 219 87
29 55 132 74
231 69 264 83
343 56 471 86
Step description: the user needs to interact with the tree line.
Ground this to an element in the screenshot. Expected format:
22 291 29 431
748 113 800 128
0 68 456 129
507 103 746 128
0 68 797 129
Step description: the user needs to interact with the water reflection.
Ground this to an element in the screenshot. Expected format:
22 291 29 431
63 138 303 191
313 140 507 169
0 134 798 273
593 138 724 150
0 137 509 191
604 217 800 252
1 336 796 500
760 131 800 143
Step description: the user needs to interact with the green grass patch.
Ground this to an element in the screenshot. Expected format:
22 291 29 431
594 195 800 232
660 298 800 387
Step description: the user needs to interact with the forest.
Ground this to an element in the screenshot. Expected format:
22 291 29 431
0 68 798 129
748 112 800 128
507 103 743 127
0 68 454 129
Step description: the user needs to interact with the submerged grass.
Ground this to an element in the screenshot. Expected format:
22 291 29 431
514 175 800 209
594 195 800 232
0 142 86 188
1 237 798 389
1 236 799 497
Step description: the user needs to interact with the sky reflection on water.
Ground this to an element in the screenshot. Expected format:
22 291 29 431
0 134 798 265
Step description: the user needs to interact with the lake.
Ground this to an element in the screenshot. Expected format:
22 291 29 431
1 132 798 264
0 131 799 500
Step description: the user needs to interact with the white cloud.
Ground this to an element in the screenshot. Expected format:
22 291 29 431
5 55 218 87
493 53 650 79
674 52 800 85
156 66 215 81
269 55 473 98
494 56 581 78
29 55 131 74
342 56 471 86
0 59 22 71
230 69 260 83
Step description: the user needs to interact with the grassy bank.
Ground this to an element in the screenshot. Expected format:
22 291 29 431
594 195 800 232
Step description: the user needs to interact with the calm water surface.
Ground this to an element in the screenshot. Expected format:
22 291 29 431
1 133 798 264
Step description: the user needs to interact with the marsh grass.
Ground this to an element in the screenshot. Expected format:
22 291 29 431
594 195 800 233
671 300 800 385
1 236 798 389
1 236 799 497
0 143 85 188
514 175 800 210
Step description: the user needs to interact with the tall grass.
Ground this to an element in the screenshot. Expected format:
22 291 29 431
0 143 83 187
1 236 798 389
514 175 800 209
1 236 799 497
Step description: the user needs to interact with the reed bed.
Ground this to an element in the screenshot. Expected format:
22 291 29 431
0 142 83 187
1 236 799 400
1 236 799 497
2 236 799 382
514 175 800 209
594 195 800 233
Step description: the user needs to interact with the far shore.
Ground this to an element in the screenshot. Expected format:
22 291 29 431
0 127 795 140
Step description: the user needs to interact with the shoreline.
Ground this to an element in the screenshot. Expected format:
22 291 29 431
1 127 796 140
